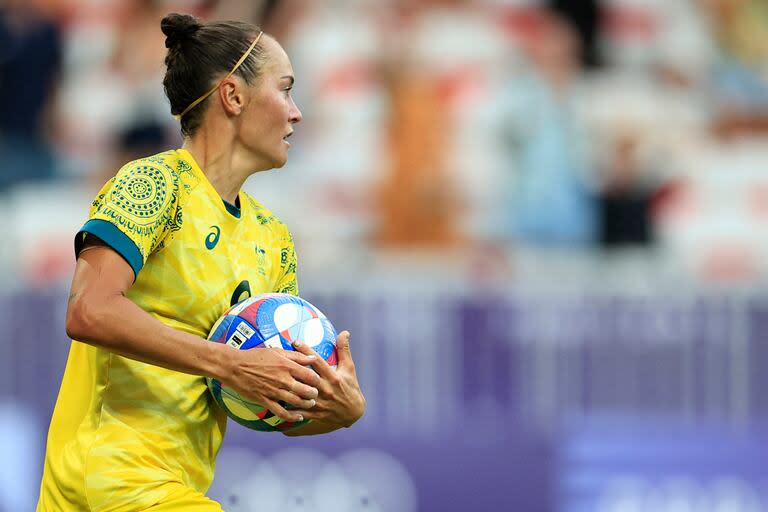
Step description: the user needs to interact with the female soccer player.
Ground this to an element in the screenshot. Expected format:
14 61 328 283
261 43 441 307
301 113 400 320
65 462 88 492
37 13 365 511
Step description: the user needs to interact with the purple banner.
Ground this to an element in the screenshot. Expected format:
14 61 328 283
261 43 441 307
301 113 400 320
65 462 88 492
3 290 768 510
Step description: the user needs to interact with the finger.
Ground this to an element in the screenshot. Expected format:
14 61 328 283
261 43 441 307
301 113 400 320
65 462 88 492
282 349 317 367
262 398 303 423
275 389 317 410
286 380 318 400
293 341 335 379
290 340 317 358
335 331 353 368
289 409 326 422
282 356 321 386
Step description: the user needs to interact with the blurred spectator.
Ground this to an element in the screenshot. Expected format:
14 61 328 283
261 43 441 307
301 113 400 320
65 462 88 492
597 131 660 247
549 0 602 68
0 0 63 191
704 0 768 138
374 66 460 248
501 11 597 246
373 1 492 249
652 0 716 89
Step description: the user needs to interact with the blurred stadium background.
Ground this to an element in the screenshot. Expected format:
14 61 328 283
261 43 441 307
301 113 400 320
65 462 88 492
3 0 768 510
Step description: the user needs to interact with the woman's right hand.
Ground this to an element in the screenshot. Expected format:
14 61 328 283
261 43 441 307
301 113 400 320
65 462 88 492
222 347 320 423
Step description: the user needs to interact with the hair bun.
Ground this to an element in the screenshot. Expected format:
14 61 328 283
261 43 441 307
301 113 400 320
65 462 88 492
161 13 202 49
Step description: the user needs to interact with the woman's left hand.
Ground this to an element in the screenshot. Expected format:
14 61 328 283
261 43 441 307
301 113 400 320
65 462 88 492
291 331 366 427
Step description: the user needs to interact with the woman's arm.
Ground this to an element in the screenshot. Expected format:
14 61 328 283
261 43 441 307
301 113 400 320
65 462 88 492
66 238 320 422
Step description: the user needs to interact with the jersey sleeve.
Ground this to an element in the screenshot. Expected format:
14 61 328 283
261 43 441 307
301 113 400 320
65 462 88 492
74 160 182 279
273 224 299 296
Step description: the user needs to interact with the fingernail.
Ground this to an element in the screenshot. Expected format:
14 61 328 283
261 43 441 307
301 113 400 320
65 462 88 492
293 341 304 347
297 415 304 422
309 399 316 407
306 355 316 360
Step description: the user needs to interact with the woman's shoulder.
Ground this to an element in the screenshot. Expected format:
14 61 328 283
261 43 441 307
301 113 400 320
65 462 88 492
116 150 192 178
110 150 202 202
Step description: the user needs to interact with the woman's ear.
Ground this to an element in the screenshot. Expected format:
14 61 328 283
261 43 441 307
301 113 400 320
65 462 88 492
218 78 245 117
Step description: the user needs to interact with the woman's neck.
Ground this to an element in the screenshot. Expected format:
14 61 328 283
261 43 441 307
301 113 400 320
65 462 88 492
182 131 249 204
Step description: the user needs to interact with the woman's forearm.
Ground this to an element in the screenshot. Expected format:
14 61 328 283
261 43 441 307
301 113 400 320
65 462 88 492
67 288 233 382
283 420 343 436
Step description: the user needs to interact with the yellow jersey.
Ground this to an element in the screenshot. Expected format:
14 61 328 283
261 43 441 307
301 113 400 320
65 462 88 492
37 149 298 511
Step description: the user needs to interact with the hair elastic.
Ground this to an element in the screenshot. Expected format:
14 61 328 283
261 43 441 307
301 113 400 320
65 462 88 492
175 31 264 121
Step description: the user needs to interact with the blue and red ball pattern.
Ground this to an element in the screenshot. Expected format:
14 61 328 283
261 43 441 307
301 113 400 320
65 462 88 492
206 293 338 432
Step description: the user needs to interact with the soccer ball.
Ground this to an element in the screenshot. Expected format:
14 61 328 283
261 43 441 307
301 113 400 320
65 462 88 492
206 293 338 432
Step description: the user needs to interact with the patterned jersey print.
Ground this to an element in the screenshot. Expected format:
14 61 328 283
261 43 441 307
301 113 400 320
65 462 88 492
38 149 298 511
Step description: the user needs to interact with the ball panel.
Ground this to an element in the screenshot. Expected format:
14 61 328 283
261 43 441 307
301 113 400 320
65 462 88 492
273 303 301 331
216 387 281 432
254 295 308 339
227 296 260 316
263 415 284 427
322 317 337 340
290 317 324 347
232 417 280 432
222 317 259 349
313 305 328 320
222 394 260 421
261 334 284 349
237 297 268 328
325 347 339 368
277 334 294 351
209 315 235 344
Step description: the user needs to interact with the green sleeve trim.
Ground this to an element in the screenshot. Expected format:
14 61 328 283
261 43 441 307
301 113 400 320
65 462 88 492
75 219 144 279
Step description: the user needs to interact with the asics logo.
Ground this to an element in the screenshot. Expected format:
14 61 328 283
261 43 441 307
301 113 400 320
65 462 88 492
230 280 252 306
205 226 221 250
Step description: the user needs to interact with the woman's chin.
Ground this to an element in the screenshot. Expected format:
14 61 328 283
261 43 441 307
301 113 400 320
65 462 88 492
272 152 289 169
